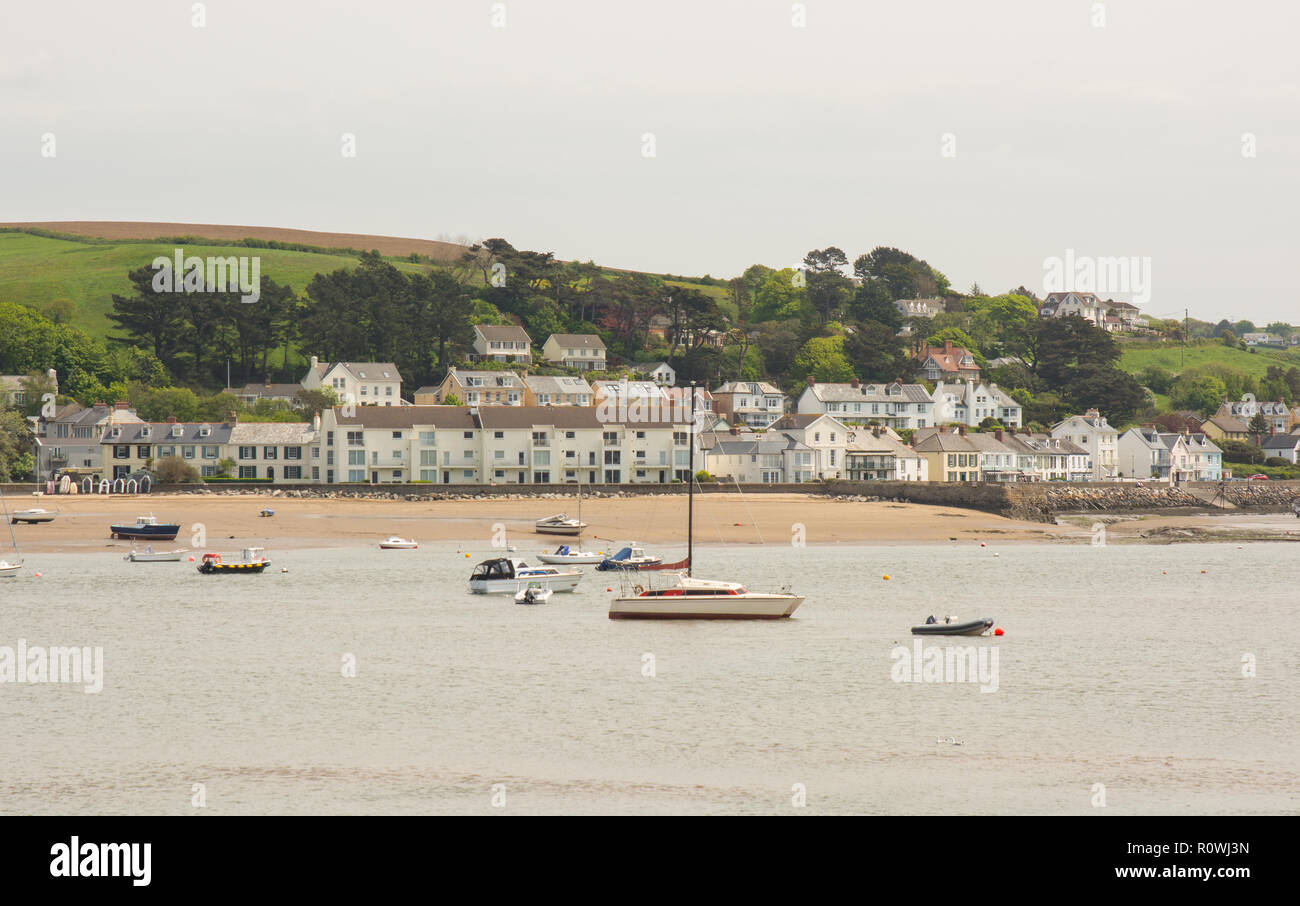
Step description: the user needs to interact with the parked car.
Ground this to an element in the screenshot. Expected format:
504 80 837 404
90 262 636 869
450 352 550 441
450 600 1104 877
1248 474 1269 480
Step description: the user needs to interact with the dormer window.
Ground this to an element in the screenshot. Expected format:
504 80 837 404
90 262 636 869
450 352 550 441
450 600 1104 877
199 425 211 437
171 425 183 438
141 427 151 438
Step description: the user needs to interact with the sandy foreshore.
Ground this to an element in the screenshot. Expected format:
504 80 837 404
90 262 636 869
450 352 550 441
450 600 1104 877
5 492 1300 553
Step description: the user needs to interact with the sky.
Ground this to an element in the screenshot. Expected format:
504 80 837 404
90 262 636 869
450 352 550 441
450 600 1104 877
2 0 1299 324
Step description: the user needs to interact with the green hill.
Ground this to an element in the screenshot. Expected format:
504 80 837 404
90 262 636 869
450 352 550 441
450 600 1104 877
1119 341 1300 380
0 230 427 342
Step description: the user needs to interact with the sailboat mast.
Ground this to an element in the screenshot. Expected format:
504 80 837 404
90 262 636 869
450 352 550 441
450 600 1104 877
687 381 695 577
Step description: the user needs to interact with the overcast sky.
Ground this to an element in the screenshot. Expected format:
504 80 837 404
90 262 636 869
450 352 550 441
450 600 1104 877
3 0 1298 323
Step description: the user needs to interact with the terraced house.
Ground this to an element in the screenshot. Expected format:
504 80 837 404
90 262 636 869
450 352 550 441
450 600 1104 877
101 418 233 479
228 422 318 482
430 367 524 405
712 381 787 429
35 400 144 481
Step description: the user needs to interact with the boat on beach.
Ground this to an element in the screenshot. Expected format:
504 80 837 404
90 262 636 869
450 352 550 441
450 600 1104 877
910 617 993 637
11 508 56 524
125 546 188 562
111 515 180 541
379 537 418 549
607 383 803 620
469 558 582 594
197 547 271 574
534 513 587 536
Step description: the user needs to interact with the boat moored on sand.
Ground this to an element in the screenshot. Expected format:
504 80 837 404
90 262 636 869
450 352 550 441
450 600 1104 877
379 537 418 549
11 508 56 524
111 515 180 541
534 513 587 536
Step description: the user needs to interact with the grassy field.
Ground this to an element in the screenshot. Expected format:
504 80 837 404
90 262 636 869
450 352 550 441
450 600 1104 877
1119 341 1300 379
0 230 428 341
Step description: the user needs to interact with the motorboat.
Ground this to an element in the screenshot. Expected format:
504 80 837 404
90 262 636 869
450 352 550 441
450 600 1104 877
609 574 804 620
111 514 180 541
514 580 554 605
537 544 604 565
534 513 587 536
596 544 663 571
11 508 55 524
607 382 803 620
469 558 582 594
910 616 994 637
125 546 188 562
197 547 271 574
379 537 418 549
0 559 20 577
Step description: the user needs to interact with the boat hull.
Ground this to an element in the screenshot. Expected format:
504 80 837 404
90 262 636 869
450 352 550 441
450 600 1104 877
470 574 581 594
111 525 180 540
380 543 418 549
0 564 20 577
11 512 55 524
537 553 603 564
910 619 993 637
198 561 270 573
609 593 804 620
127 550 187 562
535 524 585 536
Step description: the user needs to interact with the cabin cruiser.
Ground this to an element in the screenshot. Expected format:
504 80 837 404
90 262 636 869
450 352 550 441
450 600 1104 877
469 558 582 594
596 544 663 571
534 513 587 536
609 574 803 620
10 508 55 524
110 514 180 540
537 544 603 565
379 537 418 549
198 547 271 574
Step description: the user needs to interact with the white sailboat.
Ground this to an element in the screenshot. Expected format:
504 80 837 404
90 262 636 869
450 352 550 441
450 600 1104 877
0 489 23 577
608 383 804 620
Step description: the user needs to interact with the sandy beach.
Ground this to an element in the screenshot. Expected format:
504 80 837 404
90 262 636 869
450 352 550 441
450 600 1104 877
5 492 1300 553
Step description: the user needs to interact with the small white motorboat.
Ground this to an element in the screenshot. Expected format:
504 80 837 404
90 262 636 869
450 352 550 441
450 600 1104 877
514 580 554 605
125 546 189 562
0 559 20 577
380 537 419 550
11 508 56 524
534 513 587 536
537 543 604 564
596 543 663 571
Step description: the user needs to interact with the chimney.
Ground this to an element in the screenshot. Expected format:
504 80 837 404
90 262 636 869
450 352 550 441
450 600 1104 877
729 426 740 435
806 375 815 386
310 355 319 371
944 340 954 355
995 428 1003 441
958 425 967 436
114 401 128 409
93 400 107 409
228 410 238 423
167 416 177 424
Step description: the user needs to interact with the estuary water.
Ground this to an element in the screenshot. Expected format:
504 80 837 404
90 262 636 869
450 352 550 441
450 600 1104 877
1 541 1296 815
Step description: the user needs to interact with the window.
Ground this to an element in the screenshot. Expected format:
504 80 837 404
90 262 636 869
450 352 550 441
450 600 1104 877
113 445 130 459
182 446 195 459
533 451 550 466
604 450 621 465
203 446 218 459
419 431 435 445
283 466 302 480
348 451 365 465
348 469 365 482
239 466 257 479
286 446 302 460
464 431 474 439
239 446 257 460
347 431 363 445
137 445 151 459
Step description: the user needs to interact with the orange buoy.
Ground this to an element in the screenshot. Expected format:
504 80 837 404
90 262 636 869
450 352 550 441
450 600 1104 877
34 572 42 578
993 627 1004 636
605 587 612 592
188 556 196 561
882 574 890 581
1200 569 1207 574
979 542 986 547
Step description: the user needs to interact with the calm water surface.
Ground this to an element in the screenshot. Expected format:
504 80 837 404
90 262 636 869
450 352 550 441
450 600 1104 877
1 541 1296 814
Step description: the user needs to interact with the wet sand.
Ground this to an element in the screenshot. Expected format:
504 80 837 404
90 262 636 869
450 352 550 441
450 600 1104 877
5 492 1299 553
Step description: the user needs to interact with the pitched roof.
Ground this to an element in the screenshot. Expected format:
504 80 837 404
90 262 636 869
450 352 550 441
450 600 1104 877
330 406 477 429
477 407 682 430
523 375 594 395
1261 434 1300 449
229 422 316 445
104 421 235 444
545 333 605 350
1205 415 1248 433
475 324 532 342
805 381 932 404
333 362 401 381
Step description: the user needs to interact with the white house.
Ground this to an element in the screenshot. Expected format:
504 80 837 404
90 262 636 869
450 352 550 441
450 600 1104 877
644 362 676 386
1051 410 1119 480
540 334 606 371
797 379 934 430
227 422 318 482
1118 426 1167 479
931 380 1022 428
471 324 532 363
767 413 850 479
844 425 928 481
301 357 403 407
